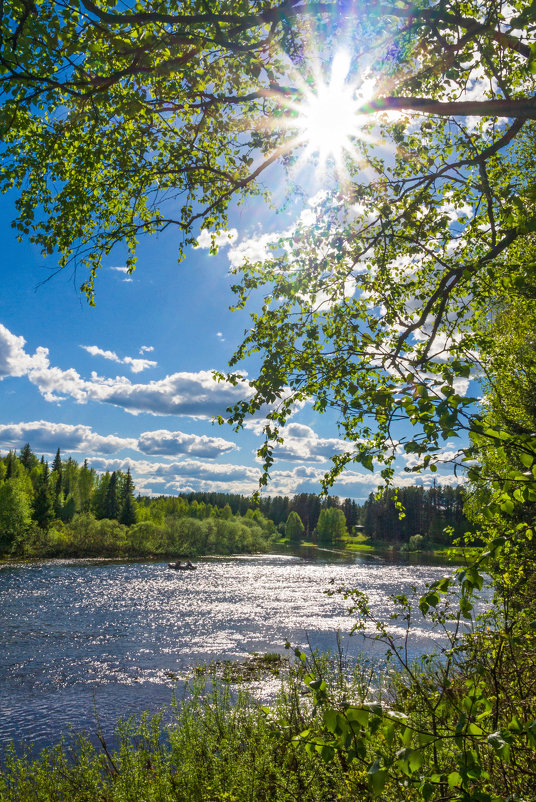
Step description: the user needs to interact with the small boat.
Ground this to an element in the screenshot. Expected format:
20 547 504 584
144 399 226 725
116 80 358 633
168 562 197 570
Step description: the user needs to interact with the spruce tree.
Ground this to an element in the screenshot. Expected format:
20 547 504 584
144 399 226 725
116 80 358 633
19 443 37 471
51 447 62 499
104 471 120 520
32 463 54 531
119 469 137 526
5 451 15 479
51 448 62 474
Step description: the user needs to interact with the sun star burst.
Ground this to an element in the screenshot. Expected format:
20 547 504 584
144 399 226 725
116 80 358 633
290 51 374 173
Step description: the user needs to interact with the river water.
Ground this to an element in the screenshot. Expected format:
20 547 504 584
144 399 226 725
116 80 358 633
1 551 456 753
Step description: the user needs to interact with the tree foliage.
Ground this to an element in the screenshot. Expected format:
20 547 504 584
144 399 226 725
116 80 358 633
0 477 31 549
285 509 305 541
119 468 137 526
361 484 467 544
316 506 347 545
0 444 282 557
2 0 536 483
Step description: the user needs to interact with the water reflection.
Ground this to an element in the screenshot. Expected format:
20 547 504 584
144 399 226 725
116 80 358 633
1 553 455 752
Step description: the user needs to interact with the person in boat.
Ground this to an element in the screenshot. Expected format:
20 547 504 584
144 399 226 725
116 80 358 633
175 560 182 568
185 560 193 568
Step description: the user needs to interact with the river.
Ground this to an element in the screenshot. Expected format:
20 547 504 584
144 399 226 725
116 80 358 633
1 550 457 754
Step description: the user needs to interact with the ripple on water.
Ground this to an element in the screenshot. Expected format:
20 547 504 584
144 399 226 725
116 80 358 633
1 554 461 752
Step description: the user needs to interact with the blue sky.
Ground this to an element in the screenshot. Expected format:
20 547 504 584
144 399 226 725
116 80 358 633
0 174 466 502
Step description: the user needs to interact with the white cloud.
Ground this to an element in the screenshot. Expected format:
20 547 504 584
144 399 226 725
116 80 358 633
109 266 135 282
0 421 136 455
0 324 50 379
82 346 120 362
89 456 262 495
308 190 328 207
0 418 239 461
122 356 157 373
196 228 238 249
227 232 283 270
81 345 157 373
137 428 237 458
0 323 301 420
299 207 317 226
27 361 92 403
86 451 460 499
139 345 154 354
268 422 352 462
85 370 254 418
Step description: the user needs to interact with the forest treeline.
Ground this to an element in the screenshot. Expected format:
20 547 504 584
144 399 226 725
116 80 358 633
182 485 469 544
0 444 276 558
359 485 468 545
0 443 469 559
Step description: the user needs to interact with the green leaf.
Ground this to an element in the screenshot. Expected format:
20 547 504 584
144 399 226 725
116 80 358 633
487 731 511 760
500 498 515 515
519 452 534 468
367 763 388 795
323 709 339 733
320 744 335 762
447 771 463 788
346 707 371 727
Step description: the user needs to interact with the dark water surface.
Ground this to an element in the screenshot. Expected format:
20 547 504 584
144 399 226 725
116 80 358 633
1 552 453 753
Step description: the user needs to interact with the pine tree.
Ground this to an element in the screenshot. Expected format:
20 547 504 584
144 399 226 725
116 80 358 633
51 447 62 499
5 451 15 479
79 460 95 513
51 448 62 474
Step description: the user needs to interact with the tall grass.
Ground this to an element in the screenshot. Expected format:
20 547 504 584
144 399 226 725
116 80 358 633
0 660 370 802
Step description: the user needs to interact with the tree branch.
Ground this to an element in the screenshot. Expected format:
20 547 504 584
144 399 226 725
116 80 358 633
79 0 333 30
362 97 536 120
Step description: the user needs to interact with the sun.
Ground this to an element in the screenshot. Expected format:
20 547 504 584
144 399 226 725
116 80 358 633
292 51 373 169
299 81 357 158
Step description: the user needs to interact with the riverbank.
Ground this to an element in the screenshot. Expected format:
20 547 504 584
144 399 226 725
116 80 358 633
274 536 473 566
1 539 472 567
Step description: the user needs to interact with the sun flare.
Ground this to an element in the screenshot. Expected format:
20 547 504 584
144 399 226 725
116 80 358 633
292 51 374 169
299 82 357 157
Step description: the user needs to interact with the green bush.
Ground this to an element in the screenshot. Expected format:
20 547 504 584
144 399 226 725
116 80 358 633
408 534 426 551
